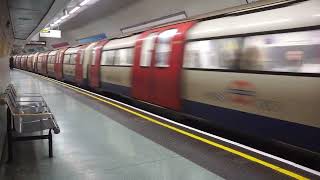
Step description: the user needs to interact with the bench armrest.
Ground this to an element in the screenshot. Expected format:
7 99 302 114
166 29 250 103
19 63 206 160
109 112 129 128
17 94 43 97
13 112 53 119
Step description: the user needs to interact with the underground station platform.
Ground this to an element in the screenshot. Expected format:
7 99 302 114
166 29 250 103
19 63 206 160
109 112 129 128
0 70 318 180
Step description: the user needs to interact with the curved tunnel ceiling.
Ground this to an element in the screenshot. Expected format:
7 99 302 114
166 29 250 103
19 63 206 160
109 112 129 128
60 0 137 30
9 0 55 40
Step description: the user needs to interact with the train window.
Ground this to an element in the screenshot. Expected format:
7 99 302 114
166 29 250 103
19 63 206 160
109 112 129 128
91 51 96 65
70 54 77 65
241 30 320 73
56 55 60 63
79 52 85 64
183 41 210 68
64 55 71 64
101 51 115 65
48 56 52 64
114 51 121 65
114 48 133 66
183 48 200 68
51 56 56 64
50 56 54 64
59 52 64 63
183 38 241 69
155 29 177 67
126 48 134 65
56 54 59 63
140 33 157 67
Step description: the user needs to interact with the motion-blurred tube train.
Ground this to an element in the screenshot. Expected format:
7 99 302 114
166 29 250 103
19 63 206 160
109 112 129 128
14 0 320 153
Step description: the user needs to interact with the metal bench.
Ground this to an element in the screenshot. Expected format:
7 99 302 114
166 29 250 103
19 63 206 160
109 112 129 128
7 84 45 103
4 85 60 162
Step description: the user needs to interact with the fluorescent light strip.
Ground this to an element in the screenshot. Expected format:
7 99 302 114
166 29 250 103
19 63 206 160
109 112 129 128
61 15 69 20
70 6 80 14
54 19 62 24
228 1 293 15
80 0 91 6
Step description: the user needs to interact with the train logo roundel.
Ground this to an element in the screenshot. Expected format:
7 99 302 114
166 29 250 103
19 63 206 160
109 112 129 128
226 80 256 106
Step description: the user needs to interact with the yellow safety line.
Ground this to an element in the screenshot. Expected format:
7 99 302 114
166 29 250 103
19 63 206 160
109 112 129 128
26 71 308 180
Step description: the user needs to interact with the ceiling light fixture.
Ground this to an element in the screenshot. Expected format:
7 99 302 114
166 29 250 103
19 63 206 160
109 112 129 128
61 15 69 20
80 0 91 6
70 6 80 14
54 19 62 24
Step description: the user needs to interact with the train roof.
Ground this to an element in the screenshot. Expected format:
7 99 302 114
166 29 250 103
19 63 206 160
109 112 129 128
103 35 139 51
39 51 50 56
65 47 80 54
48 50 58 55
187 0 320 40
86 42 98 50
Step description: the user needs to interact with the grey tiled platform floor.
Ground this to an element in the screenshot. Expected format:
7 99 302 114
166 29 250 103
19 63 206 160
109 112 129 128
0 70 223 180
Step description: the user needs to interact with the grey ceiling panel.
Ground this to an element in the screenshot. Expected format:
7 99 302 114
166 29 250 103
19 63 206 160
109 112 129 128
9 0 55 39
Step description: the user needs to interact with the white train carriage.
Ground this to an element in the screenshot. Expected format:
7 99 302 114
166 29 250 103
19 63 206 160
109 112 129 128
182 0 320 151
98 35 138 96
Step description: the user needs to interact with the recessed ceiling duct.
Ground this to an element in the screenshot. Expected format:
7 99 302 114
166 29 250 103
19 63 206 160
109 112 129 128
120 11 187 34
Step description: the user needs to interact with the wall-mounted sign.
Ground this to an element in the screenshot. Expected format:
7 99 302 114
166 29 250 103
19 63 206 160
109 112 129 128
77 33 107 44
40 29 61 38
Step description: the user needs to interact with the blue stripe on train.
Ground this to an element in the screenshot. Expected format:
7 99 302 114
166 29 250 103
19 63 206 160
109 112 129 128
101 82 130 97
182 99 320 152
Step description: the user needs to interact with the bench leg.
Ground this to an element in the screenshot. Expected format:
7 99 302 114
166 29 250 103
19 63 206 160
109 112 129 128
7 108 13 163
48 129 53 158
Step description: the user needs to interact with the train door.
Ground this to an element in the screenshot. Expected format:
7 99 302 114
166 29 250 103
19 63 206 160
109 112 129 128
89 40 108 88
19 56 23 69
39 54 43 74
33 53 39 73
75 44 89 86
27 55 32 71
54 48 68 80
16 56 20 68
19 57 22 69
22 56 27 70
29 55 33 71
43 53 49 76
20 56 24 69
132 22 194 110
13 56 17 68
21 56 23 69
34 55 38 73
